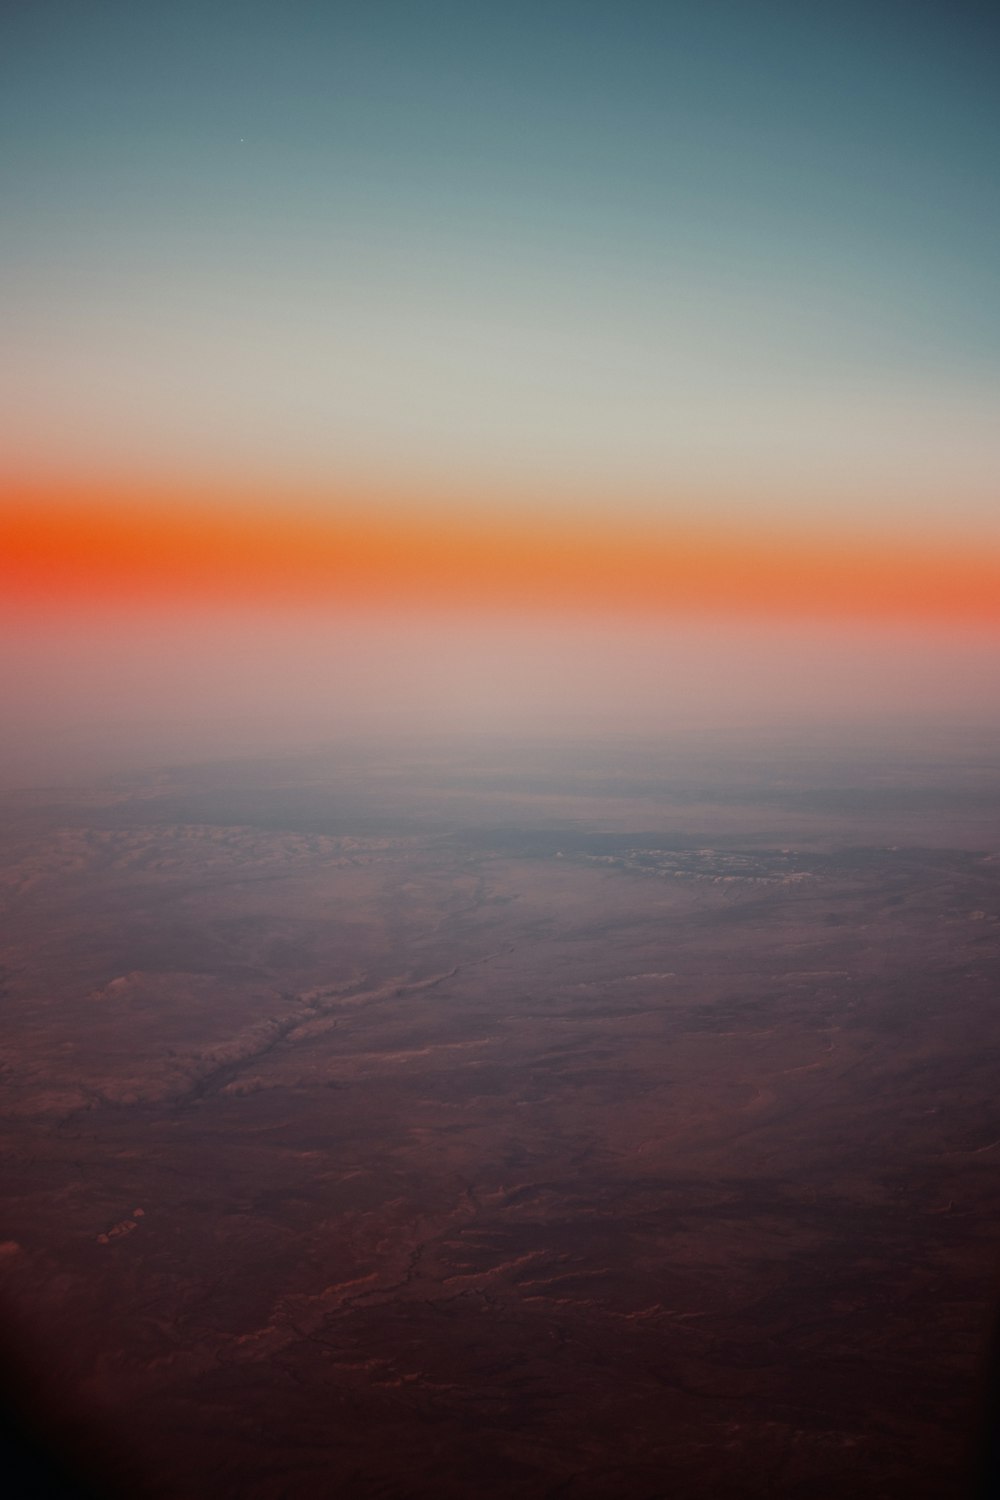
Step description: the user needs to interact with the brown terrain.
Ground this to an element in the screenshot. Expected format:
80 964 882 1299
2 733 1000 1498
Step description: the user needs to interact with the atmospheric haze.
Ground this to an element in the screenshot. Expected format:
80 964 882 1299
0 603 997 787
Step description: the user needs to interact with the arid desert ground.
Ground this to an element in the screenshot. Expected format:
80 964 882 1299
3 733 1000 1497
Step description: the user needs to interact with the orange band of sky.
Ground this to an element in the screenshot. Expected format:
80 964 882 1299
2 484 999 628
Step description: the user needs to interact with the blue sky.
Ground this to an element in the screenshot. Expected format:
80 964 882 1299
3 1 998 529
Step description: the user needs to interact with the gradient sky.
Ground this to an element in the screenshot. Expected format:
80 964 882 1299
3 0 998 525
2 2 998 781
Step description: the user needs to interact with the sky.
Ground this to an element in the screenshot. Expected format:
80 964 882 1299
1 1 998 780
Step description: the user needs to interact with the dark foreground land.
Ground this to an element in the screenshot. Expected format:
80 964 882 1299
2 732 1000 1498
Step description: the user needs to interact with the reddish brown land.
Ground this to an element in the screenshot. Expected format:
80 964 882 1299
2 734 1000 1497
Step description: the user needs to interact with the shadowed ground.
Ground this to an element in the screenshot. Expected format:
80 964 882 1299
2 735 1000 1497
